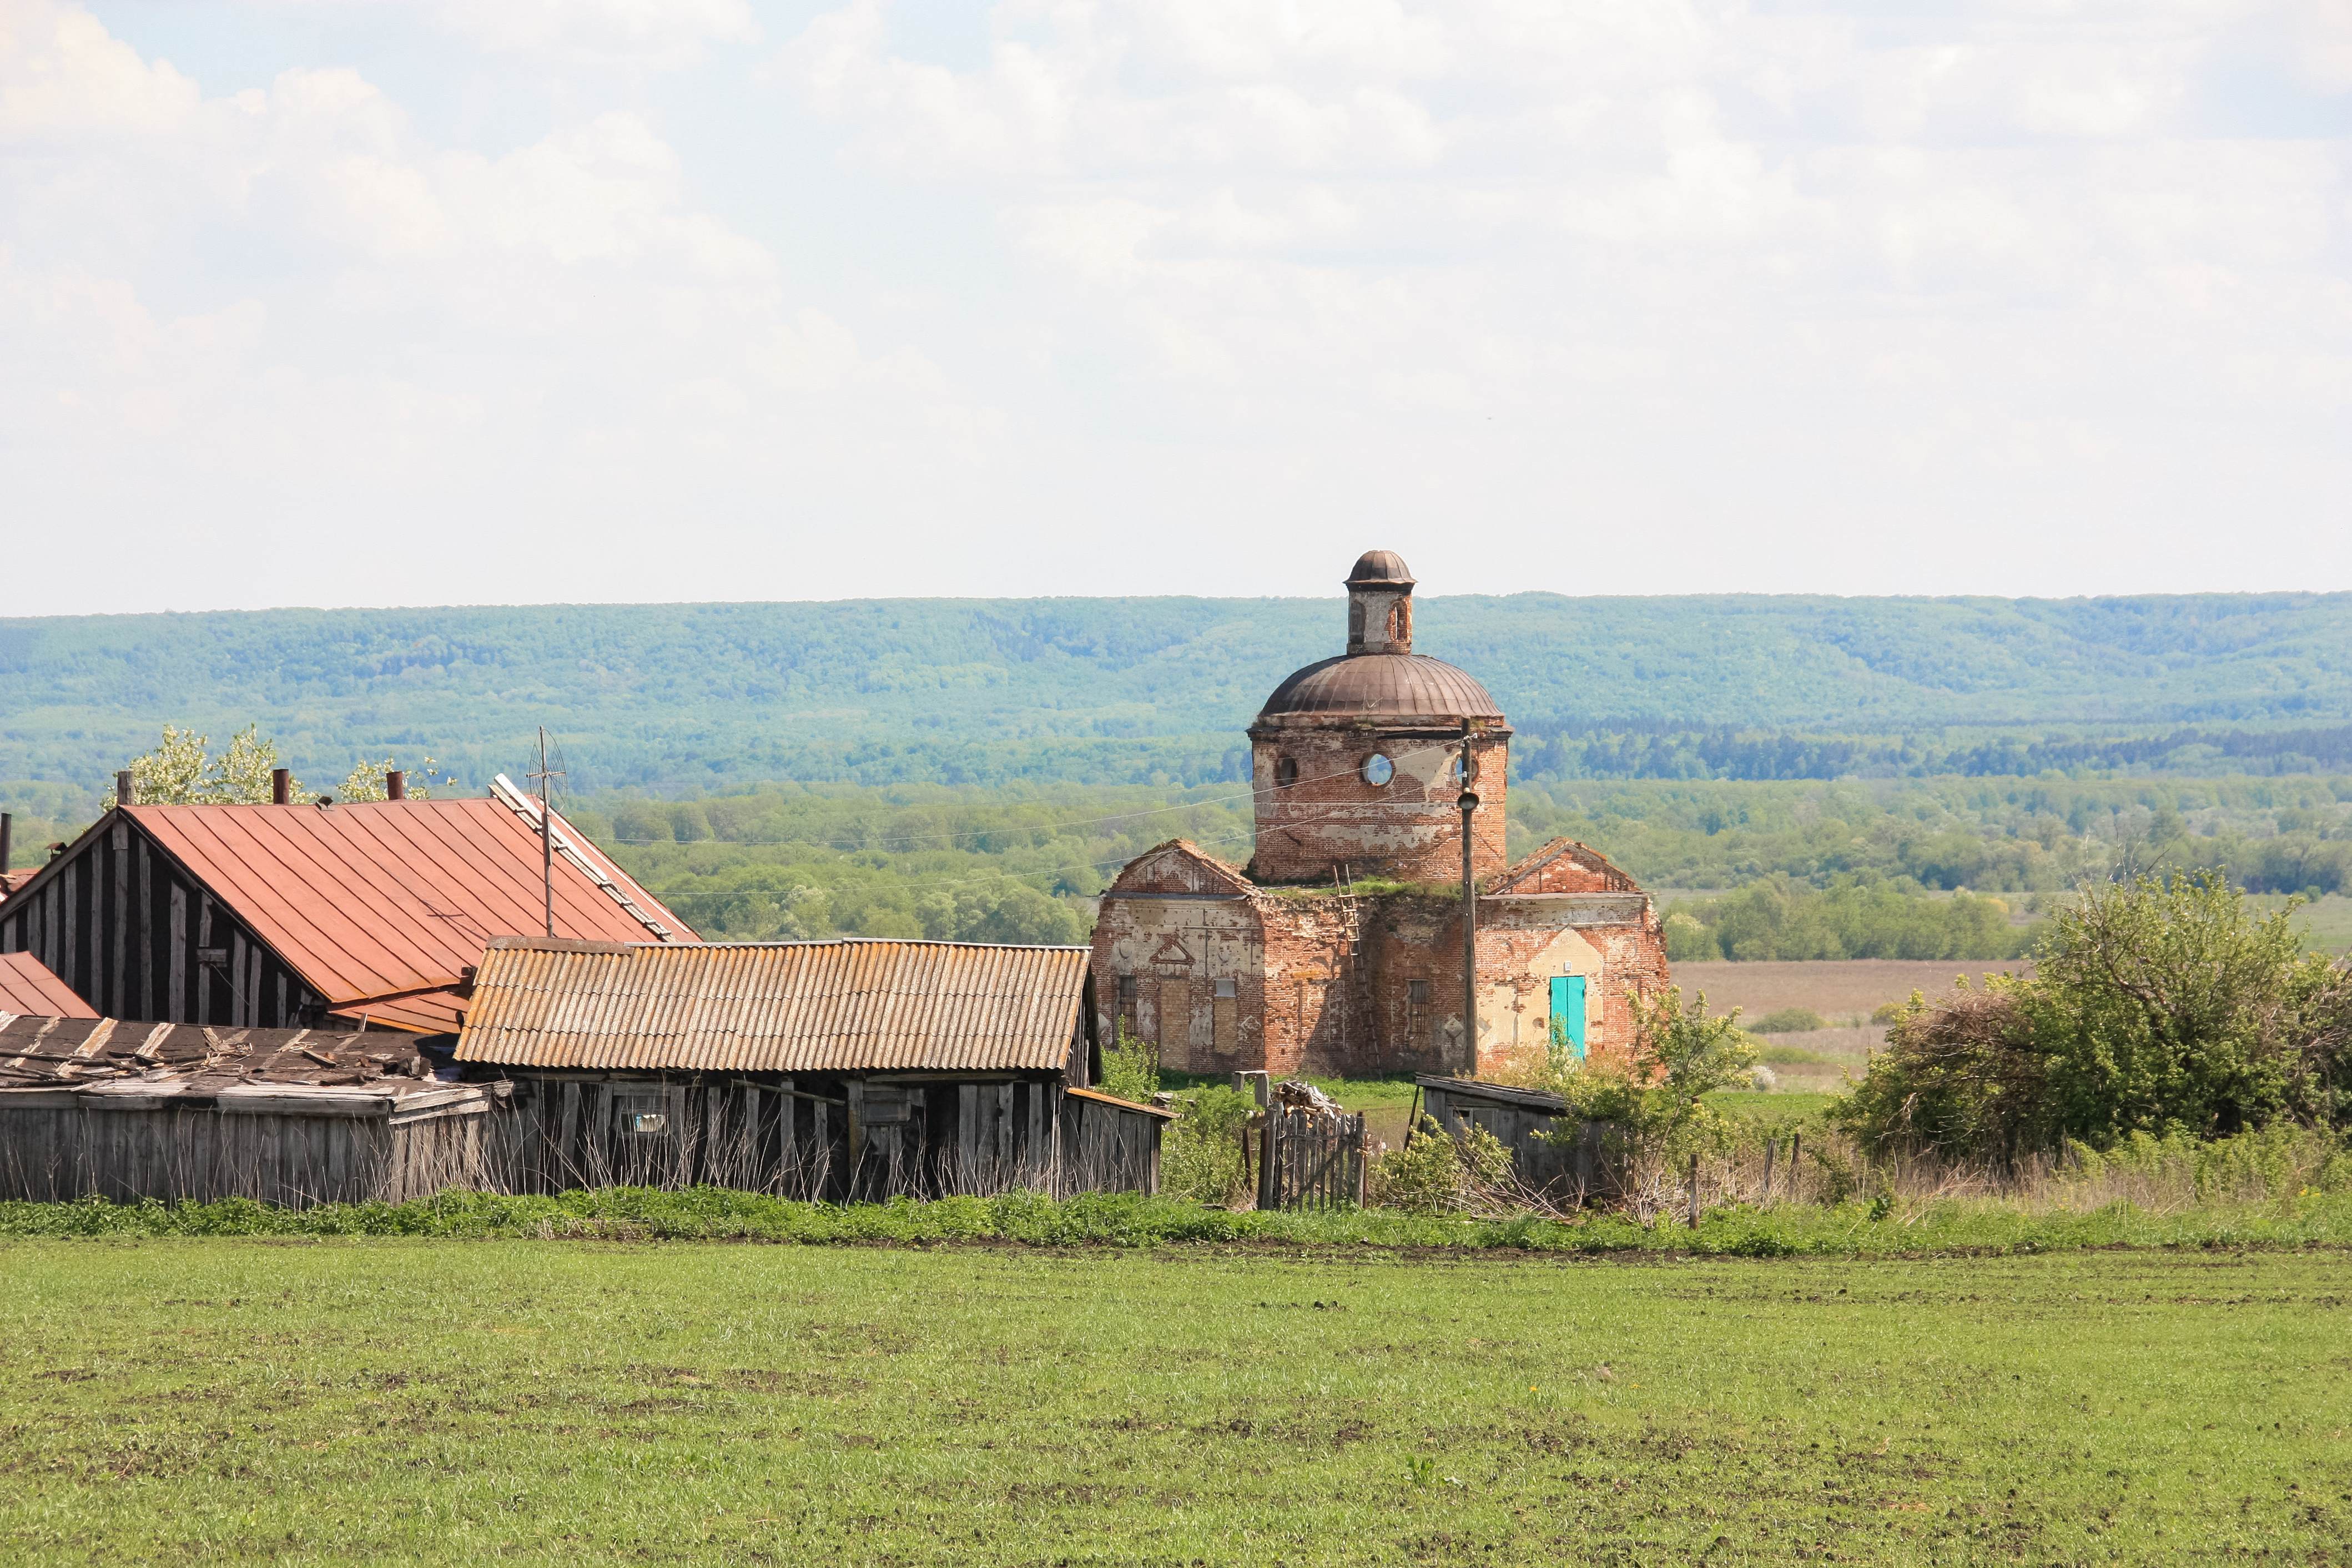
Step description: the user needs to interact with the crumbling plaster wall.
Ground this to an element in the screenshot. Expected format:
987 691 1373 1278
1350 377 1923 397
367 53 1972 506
1088 845 1267 1075
1091 845 1670 1082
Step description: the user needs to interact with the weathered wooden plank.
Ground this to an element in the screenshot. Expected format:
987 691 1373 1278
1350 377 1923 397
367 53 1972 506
108 820 128 1019
167 884 187 1022
994 1082 1014 1182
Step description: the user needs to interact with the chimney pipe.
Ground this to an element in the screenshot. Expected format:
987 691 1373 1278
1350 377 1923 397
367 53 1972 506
385 770 406 801
1 811 11 875
116 770 134 807
271 768 291 805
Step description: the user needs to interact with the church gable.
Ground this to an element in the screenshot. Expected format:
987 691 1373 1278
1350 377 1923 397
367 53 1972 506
1490 838 1643 895
1104 840 1257 898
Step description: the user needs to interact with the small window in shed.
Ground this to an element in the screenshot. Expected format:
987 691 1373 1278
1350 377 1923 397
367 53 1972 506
1214 977 1237 999
616 1092 672 1138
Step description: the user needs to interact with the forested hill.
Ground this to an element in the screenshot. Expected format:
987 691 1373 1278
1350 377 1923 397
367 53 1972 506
6 592 2352 793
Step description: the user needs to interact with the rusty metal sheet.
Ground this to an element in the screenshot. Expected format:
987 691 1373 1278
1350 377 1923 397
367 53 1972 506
454 937 1090 1073
0 952 98 1018
95 799 696 1015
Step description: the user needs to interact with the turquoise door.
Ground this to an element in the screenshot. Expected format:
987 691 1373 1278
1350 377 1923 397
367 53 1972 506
1549 975 1588 1058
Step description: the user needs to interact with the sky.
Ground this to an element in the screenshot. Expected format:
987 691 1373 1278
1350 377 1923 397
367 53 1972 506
3 0 2349 613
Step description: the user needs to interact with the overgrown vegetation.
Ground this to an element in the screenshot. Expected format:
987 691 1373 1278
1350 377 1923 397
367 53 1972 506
0 1173 2344 1252
1096 1025 1161 1106
1836 870 2352 1162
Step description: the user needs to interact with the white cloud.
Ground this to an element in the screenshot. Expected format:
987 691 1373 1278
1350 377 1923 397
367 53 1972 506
0 0 991 609
2 0 2348 609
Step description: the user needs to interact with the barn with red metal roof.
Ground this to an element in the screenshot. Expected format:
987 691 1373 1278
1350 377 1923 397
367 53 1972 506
0 777 695 1033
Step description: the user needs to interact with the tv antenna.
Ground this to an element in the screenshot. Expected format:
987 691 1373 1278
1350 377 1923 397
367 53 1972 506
527 727 566 937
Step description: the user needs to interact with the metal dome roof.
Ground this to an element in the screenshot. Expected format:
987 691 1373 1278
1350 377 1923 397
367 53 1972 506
1344 550 1415 588
1255 653 1504 724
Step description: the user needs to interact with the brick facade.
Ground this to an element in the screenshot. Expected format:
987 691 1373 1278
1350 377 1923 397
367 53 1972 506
1089 550 1671 1080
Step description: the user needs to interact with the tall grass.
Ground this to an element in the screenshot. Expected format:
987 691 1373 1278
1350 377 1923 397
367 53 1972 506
4 1170 2348 1256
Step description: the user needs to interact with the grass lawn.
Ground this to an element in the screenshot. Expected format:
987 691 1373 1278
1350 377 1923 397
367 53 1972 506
2 1241 2347 1564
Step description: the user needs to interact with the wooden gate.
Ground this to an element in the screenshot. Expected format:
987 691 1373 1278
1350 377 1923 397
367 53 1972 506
1256 1106 1367 1211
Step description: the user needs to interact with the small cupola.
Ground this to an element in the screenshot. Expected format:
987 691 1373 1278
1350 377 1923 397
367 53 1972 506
1344 550 1416 656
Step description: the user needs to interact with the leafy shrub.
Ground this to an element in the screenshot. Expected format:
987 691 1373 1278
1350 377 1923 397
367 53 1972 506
1368 1115 1512 1214
1097 1025 1160 1105
1869 1001 1907 1025
1751 1007 1828 1034
1161 1086 1255 1206
1836 870 2352 1162
1489 987 1758 1204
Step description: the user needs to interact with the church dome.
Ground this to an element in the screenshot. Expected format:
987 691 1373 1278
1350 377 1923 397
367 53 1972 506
1344 550 1416 588
1255 653 1503 724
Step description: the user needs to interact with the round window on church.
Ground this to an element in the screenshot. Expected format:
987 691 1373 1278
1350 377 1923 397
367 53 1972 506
1361 753 1394 786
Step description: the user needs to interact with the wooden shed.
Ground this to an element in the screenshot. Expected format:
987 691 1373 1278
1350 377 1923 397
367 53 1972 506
454 936 1172 1201
1415 1074 1615 1198
0 1015 502 1206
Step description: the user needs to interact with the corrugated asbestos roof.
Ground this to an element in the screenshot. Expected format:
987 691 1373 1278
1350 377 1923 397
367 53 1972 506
0 953 98 1019
94 798 697 1028
455 937 1090 1073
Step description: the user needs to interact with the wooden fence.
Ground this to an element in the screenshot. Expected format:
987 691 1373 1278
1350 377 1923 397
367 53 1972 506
1256 1106 1367 1211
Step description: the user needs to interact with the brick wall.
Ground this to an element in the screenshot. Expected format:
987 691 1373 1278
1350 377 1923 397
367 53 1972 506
1092 839 1669 1081
1246 727 1509 886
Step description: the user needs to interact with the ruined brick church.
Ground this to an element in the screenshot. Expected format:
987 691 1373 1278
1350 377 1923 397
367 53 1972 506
1090 551 1670 1078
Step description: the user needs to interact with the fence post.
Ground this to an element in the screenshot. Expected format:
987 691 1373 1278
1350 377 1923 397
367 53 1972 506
1686 1153 1700 1227
1256 1110 1276 1211
1354 1113 1368 1207
1790 1131 1801 1200
1761 1132 1776 1203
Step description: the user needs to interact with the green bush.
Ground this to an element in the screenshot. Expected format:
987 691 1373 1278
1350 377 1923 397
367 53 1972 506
1161 1086 1255 1206
1496 987 1757 1171
1836 870 2352 1161
1751 1007 1829 1034
1367 1115 1512 1214
1097 1025 1160 1105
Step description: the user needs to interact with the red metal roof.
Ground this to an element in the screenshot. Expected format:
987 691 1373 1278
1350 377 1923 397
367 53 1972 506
455 936 1090 1073
112 798 696 1022
0 952 97 1018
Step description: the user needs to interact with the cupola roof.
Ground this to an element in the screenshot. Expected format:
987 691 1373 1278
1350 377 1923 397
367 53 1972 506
1255 653 1502 724
1344 550 1415 588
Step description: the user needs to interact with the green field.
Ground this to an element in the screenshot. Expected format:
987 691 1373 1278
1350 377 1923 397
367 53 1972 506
2 1239 2346 1564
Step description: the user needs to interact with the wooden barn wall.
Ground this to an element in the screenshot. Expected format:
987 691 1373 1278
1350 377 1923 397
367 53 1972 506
0 1097 492 1207
1057 1096 1164 1197
488 1073 1164 1201
0 818 329 1027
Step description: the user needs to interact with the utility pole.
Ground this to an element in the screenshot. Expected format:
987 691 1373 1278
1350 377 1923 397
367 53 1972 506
1458 718 1480 1076
527 727 565 938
